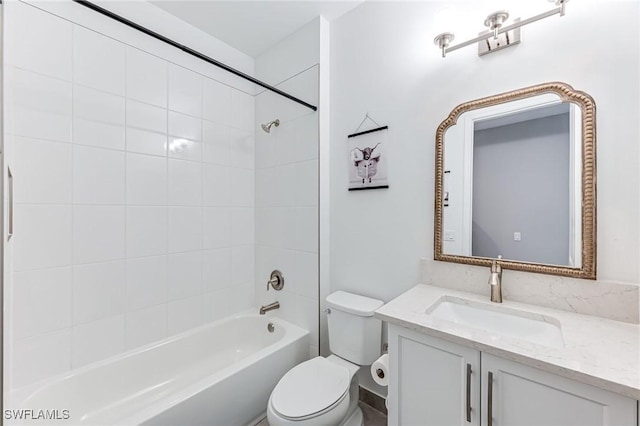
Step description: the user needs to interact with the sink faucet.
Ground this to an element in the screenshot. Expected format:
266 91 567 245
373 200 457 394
488 256 503 303
259 301 280 315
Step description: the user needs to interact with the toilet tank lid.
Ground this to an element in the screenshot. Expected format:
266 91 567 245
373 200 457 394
326 291 384 316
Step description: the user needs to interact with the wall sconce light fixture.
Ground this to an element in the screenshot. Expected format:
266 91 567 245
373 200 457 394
434 0 569 58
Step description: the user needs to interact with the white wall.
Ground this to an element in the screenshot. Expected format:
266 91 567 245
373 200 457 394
3 0 256 390
254 18 321 358
330 0 639 394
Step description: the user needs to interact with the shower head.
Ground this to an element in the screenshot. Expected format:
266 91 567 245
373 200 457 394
261 119 280 133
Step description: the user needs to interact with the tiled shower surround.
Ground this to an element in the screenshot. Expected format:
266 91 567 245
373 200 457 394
5 2 267 389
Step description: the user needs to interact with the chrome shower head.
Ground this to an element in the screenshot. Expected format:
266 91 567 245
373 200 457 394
261 119 280 133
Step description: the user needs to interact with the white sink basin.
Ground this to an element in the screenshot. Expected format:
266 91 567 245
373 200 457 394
426 296 565 349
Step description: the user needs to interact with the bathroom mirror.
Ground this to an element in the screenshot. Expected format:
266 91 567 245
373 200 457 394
434 82 596 279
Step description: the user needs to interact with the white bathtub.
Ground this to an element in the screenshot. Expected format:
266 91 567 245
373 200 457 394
8 313 309 426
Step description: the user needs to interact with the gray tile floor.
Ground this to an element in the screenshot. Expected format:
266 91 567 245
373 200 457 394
254 402 387 426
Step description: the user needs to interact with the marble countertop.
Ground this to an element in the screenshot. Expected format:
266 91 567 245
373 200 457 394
375 284 640 400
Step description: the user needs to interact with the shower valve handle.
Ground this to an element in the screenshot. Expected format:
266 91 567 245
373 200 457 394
267 270 284 291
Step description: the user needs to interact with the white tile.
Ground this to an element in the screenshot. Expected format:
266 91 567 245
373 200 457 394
12 330 71 389
73 119 125 151
73 145 125 204
168 159 202 206
126 128 167 157
168 296 203 335
6 69 72 142
6 2 72 80
73 261 125 325
202 290 228 323
73 85 125 125
125 305 167 350
255 207 285 248
255 91 278 133
203 164 230 206
275 164 296 207
256 245 275 286
255 130 276 169
202 78 230 126
202 120 230 165
7 68 72 115
13 267 72 339
73 26 125 96
293 66 319 107
168 137 201 162
294 160 319 206
168 207 202 253
231 207 254 246
230 89 254 132
168 64 202 117
229 128 255 170
168 111 201 141
8 106 72 143
72 315 124 368
13 136 72 204
202 248 231 293
281 207 298 249
231 246 255 285
255 168 276 207
294 251 319 299
294 207 319 253
230 168 255 207
126 255 168 312
235 284 254 312
296 295 319 343
202 207 231 249
126 48 168 108
294 114 319 162
275 122 297 165
126 206 168 258
73 205 125 264
126 153 167 205
168 251 203 301
14 205 72 271
126 100 167 133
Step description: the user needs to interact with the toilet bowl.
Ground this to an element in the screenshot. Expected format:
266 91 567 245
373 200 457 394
267 356 361 426
267 291 383 426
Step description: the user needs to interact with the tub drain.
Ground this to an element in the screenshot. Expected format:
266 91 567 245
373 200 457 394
267 323 275 333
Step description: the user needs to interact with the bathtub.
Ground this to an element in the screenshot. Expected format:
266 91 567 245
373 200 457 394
8 313 309 426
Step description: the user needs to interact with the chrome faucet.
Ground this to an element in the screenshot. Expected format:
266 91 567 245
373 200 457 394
488 256 503 303
259 301 280 315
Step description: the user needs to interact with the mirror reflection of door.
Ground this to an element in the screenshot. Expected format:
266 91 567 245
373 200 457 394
442 95 582 267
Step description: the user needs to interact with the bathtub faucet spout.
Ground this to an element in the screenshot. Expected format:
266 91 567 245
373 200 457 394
259 301 280 315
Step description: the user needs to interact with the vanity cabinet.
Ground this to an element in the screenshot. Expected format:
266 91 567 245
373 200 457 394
388 325 638 426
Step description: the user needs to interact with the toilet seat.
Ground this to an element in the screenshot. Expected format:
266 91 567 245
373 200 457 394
271 357 350 420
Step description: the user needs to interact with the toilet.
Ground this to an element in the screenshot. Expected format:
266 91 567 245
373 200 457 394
267 291 383 426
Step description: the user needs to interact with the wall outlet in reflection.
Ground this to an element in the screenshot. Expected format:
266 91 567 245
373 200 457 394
514 232 522 241
444 230 456 241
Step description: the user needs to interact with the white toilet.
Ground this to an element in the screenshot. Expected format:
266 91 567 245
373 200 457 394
267 291 383 426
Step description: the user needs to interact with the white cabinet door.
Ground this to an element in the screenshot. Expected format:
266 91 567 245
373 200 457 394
389 325 481 426
481 353 638 426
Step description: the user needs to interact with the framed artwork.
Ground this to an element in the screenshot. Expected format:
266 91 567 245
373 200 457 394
348 125 389 190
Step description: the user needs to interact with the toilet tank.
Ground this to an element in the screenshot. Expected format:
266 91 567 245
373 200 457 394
326 291 384 365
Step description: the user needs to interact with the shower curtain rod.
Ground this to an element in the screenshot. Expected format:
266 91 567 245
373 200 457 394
72 0 318 112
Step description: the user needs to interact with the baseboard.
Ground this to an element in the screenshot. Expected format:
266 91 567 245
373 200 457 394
359 386 387 415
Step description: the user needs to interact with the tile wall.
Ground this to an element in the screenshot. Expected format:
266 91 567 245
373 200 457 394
254 66 320 357
5 2 255 389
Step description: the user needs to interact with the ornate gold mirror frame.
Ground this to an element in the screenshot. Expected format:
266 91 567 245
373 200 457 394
434 82 596 279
